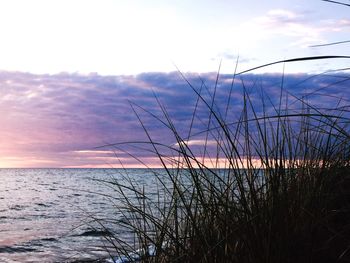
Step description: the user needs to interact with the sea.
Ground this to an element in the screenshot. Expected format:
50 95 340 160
0 168 161 263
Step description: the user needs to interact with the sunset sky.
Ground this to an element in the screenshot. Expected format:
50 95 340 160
0 0 349 167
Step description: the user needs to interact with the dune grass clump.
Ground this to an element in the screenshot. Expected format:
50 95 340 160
98 59 350 263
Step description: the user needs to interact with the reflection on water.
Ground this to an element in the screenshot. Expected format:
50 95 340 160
0 168 157 262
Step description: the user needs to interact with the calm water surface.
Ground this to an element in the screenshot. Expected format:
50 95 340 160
0 168 158 262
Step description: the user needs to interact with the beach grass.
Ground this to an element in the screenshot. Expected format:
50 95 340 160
94 55 350 263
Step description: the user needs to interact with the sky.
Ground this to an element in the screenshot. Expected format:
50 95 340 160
0 0 349 168
0 0 350 74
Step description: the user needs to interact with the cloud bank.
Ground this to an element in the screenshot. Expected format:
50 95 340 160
0 70 348 167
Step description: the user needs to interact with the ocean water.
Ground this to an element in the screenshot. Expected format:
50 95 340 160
0 168 159 263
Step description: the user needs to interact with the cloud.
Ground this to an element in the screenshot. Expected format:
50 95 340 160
174 140 218 147
235 8 350 48
0 70 348 167
257 9 304 26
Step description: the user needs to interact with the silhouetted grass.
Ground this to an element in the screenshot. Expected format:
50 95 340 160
94 56 350 263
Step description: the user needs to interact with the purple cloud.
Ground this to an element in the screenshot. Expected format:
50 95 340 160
0 70 348 167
